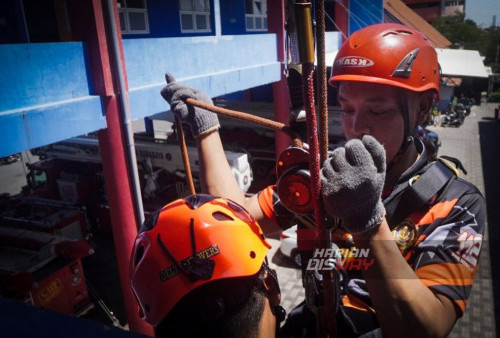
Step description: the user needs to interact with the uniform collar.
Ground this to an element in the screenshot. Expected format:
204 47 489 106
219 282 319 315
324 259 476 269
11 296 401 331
383 139 428 200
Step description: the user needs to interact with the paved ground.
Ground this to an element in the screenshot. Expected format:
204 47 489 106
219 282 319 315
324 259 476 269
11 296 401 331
265 101 500 337
431 102 499 337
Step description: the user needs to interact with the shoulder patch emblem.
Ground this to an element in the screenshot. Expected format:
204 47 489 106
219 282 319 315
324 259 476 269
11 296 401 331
392 218 418 251
453 230 482 271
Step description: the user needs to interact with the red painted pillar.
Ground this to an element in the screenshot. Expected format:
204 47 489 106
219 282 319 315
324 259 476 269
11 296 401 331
335 0 349 41
67 0 152 335
268 0 291 157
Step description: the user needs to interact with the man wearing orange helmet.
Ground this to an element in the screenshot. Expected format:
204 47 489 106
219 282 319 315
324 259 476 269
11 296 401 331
130 194 285 337
161 23 485 337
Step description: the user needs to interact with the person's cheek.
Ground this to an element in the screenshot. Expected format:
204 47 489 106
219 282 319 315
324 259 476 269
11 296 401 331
341 116 353 140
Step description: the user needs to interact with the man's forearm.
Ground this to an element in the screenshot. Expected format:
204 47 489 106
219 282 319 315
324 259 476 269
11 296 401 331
196 130 246 205
196 130 281 235
354 221 458 338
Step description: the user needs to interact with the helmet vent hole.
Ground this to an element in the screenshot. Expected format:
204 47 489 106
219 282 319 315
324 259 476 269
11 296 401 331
396 30 412 35
249 251 256 259
212 211 234 221
134 245 145 267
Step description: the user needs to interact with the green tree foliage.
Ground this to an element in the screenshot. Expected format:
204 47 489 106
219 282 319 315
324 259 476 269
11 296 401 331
432 12 488 52
433 12 500 93
483 27 500 68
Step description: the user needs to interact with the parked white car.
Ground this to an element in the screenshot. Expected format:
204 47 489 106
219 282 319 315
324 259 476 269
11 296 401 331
279 225 301 267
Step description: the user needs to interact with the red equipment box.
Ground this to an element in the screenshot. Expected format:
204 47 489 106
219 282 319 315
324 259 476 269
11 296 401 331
31 257 92 316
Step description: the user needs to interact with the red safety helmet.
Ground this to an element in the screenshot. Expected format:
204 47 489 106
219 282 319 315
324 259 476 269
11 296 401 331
129 194 271 326
330 23 440 100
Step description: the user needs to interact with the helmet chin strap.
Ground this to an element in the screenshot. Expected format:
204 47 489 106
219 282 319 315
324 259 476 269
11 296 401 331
262 261 286 324
386 94 414 173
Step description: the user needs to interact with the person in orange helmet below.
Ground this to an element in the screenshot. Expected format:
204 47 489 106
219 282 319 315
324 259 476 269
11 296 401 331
129 194 285 337
160 23 485 337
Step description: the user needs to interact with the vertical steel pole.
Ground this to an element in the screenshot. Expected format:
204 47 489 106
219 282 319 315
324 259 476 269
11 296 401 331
104 0 145 227
268 0 292 157
66 0 152 335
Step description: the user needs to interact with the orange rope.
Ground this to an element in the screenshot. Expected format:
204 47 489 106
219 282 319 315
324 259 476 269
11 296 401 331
175 116 196 195
186 98 303 148
315 0 329 165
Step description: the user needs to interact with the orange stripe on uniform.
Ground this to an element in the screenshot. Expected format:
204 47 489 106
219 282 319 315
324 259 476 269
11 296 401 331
415 263 475 286
454 299 466 314
257 185 277 223
417 199 458 225
342 294 376 313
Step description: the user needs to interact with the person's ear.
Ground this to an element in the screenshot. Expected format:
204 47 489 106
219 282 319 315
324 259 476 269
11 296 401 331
416 91 434 125
262 269 281 307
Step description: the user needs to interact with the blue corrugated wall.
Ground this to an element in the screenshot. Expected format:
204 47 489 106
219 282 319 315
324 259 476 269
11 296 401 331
0 42 105 156
0 0 357 157
124 34 281 119
0 35 281 157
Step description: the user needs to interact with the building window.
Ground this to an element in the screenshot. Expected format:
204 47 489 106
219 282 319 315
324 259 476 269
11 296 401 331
445 1 464 6
245 0 267 31
118 0 149 34
179 0 211 33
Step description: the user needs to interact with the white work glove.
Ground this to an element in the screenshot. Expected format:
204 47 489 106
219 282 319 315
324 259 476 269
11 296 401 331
160 73 220 138
320 135 386 234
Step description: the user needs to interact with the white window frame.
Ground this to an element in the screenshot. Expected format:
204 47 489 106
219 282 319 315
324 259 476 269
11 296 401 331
245 0 267 32
179 0 212 33
118 0 150 35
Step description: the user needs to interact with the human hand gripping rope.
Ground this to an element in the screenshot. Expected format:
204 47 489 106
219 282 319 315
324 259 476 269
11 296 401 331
320 135 386 234
161 73 303 147
161 73 220 138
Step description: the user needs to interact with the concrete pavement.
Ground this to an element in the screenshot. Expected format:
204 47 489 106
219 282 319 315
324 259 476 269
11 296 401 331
436 102 499 337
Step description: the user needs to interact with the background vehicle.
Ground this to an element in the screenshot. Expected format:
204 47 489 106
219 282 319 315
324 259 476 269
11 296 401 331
28 134 252 215
417 126 441 161
0 153 21 165
0 133 253 323
279 225 301 267
440 102 467 127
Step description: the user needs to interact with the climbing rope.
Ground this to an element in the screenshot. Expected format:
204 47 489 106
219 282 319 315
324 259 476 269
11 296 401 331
186 98 303 148
175 116 196 195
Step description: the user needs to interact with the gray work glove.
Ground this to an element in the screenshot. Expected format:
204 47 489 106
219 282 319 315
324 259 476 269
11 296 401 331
320 135 386 234
160 73 220 138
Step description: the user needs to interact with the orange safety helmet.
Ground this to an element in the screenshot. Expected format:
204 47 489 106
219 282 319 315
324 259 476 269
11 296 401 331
129 194 271 326
330 23 440 100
